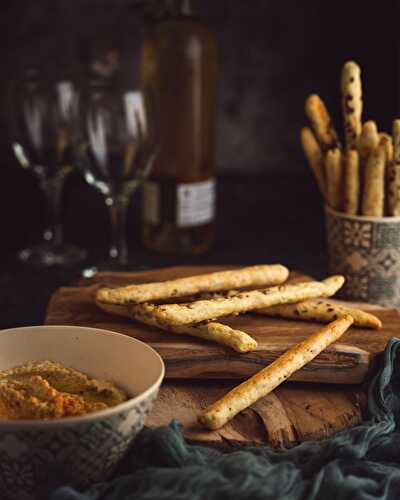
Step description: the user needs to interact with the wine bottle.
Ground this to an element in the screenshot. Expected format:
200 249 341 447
140 0 217 255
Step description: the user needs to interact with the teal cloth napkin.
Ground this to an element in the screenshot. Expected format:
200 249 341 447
51 338 400 500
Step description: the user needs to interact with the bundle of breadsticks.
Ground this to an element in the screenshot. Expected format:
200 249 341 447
95 264 382 429
302 60 400 217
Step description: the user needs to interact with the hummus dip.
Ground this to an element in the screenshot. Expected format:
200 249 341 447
0 360 128 420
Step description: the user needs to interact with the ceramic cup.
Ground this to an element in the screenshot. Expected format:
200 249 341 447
0 325 165 500
325 205 400 308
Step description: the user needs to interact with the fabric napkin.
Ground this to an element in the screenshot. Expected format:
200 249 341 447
51 338 400 500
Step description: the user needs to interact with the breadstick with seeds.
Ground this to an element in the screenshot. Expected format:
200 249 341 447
341 61 362 149
96 265 289 305
343 149 360 215
304 94 340 151
358 121 379 162
255 299 381 329
199 315 354 429
379 133 394 216
135 276 345 326
132 308 258 353
362 144 386 216
95 298 257 353
379 133 393 162
325 148 343 210
389 119 400 215
301 127 326 196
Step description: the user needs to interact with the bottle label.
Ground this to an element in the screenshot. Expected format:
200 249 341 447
177 179 215 227
142 178 216 227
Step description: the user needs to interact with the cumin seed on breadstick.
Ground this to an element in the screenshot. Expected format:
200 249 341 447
255 299 381 329
343 149 360 215
341 61 362 149
304 94 340 151
301 127 326 196
95 298 257 353
362 144 386 216
388 119 400 215
135 276 345 326
198 315 354 429
325 148 343 211
96 265 289 305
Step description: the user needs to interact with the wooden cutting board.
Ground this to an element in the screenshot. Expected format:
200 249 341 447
45 266 399 385
44 266 397 448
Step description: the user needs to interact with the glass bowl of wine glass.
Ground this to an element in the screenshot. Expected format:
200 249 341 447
73 77 157 273
9 69 86 266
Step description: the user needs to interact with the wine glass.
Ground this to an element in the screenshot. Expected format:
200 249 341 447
9 69 87 266
74 78 157 272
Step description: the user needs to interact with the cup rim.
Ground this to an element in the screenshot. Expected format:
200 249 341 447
0 325 165 428
324 204 400 223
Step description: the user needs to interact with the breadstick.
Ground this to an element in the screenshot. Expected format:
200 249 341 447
96 300 132 318
341 61 362 149
325 148 343 210
379 133 394 216
95 298 257 353
343 149 360 215
362 144 386 216
135 276 345 326
199 315 354 429
389 119 400 215
304 94 339 151
379 133 393 163
358 121 379 161
300 127 326 196
96 265 289 305
131 308 258 353
255 299 381 329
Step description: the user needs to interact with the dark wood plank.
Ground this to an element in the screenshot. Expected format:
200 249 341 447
147 380 366 449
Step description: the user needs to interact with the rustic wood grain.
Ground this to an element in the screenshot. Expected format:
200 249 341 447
45 266 398 385
146 379 366 449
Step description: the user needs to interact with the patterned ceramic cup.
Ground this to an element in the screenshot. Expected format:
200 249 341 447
325 205 400 307
0 326 165 500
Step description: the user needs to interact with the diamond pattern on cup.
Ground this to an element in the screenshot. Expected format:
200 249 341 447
369 248 400 278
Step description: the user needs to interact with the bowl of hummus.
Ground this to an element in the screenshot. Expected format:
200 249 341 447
0 325 165 500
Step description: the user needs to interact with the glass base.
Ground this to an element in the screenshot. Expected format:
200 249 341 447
18 243 87 267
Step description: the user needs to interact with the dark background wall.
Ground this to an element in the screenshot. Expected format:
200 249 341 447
1 0 397 172
0 0 397 257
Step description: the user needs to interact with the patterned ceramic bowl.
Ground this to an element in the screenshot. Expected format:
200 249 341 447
325 205 400 307
0 325 165 500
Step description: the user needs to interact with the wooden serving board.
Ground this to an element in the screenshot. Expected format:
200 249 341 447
44 266 396 448
45 266 399 385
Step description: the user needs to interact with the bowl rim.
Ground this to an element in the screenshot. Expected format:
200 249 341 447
0 325 165 428
325 204 400 223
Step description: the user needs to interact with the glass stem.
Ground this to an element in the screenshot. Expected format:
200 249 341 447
106 194 130 266
38 171 65 247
